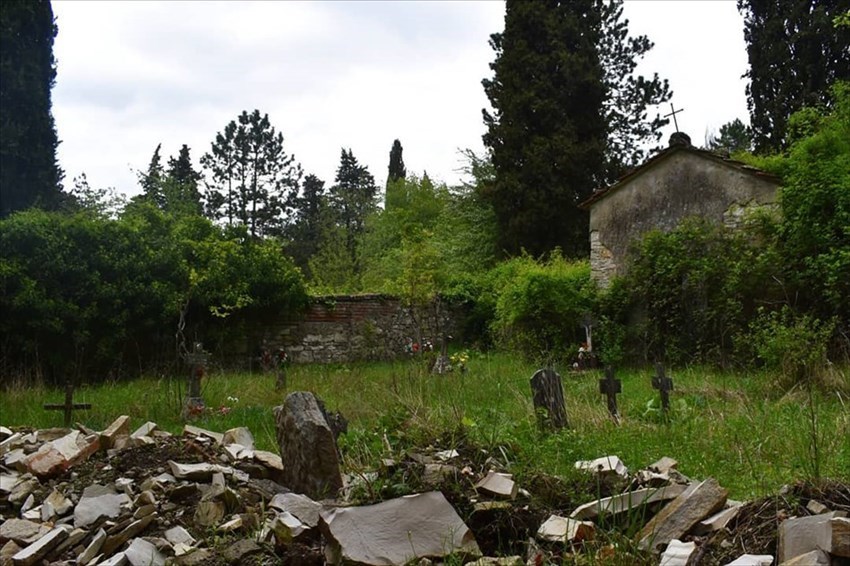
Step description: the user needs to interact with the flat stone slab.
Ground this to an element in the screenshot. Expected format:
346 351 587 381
269 492 322 527
778 511 848 562
659 539 696 566
125 537 166 566
536 515 595 543
570 484 687 520
74 484 132 528
168 461 235 481
638 477 728 552
475 471 517 500
11 526 68 566
0 519 50 546
575 455 628 478
321 491 481 565
781 549 831 565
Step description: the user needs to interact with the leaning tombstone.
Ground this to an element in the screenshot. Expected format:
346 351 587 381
274 391 343 499
181 342 209 420
530 368 569 430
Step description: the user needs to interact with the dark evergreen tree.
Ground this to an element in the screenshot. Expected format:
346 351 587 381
138 144 165 208
329 148 377 264
201 110 301 237
738 0 850 153
165 144 203 215
387 139 406 185
598 0 672 180
482 0 606 258
287 173 326 271
0 0 63 217
707 118 753 153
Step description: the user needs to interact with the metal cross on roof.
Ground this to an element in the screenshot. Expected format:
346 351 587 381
664 103 685 133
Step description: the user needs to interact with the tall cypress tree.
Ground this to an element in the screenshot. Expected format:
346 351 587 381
329 148 377 265
738 0 850 153
387 139 406 185
482 0 607 258
0 0 63 217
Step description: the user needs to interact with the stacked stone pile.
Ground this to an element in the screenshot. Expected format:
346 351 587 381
1 394 848 565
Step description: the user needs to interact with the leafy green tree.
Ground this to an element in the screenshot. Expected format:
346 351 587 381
707 118 753 153
0 0 63 217
67 173 126 219
387 139 406 186
327 148 377 265
738 0 850 153
598 0 672 180
201 110 302 237
482 0 607 258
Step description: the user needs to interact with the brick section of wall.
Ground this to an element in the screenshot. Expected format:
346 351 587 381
260 295 456 364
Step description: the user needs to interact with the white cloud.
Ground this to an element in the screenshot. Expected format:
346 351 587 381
51 0 748 196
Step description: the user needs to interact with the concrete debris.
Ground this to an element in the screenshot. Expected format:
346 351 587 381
659 539 696 566
536 515 595 543
575 455 628 478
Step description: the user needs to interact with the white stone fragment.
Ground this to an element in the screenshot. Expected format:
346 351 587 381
575 455 628 478
659 539 696 566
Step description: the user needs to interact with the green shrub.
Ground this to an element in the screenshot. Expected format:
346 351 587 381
490 252 594 363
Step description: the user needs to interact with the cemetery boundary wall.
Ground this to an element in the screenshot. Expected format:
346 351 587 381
249 294 460 364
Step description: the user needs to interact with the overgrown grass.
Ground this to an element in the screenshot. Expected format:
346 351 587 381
2 353 848 500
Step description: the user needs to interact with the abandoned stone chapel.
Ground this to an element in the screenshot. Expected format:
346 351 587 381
580 132 781 288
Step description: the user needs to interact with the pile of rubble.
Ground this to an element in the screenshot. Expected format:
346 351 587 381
1 391 848 566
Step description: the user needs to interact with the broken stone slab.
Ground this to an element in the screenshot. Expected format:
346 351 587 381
98 552 129 566
130 421 157 439
274 391 343 499
423 464 458 487
475 471 517 500
252 449 283 471
269 492 323 527
173 548 213 565
194 500 225 527
806 500 830 515
0 433 23 457
268 512 306 543
0 425 12 439
182 424 223 445
23 431 99 479
649 457 678 474
0 472 22 494
778 511 848 562
9 478 39 506
168 461 234 481
100 513 156 556
44 489 73 517
222 427 254 450
638 477 728 552
164 526 196 547
4 449 27 472
466 557 523 566
49 527 87 558
780 549 831 565
434 449 459 462
10 526 68 566
77 528 107 566
831 516 850 557
0 520 50 546
99 416 130 449
1 541 23 565
74 484 132 528
536 515 595 544
222 539 261 565
218 515 243 533
124 537 166 566
320 491 480 565
693 502 744 535
575 455 628 478
659 539 696 566
570 484 687 520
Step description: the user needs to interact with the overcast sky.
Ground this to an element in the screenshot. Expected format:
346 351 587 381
51 1 750 197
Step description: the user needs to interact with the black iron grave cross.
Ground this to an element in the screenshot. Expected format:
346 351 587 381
652 362 674 412
599 366 622 420
44 382 92 427
664 103 685 133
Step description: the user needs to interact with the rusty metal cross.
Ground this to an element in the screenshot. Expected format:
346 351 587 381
652 363 674 412
599 366 622 420
44 382 92 427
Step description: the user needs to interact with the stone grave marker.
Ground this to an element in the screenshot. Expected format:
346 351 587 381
182 343 209 420
530 368 568 430
599 366 621 421
43 382 91 427
652 363 674 412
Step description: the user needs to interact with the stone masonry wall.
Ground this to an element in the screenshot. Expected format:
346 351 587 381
255 295 457 364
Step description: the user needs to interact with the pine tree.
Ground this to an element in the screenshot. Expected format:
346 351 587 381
201 110 301 236
0 0 63 217
738 0 850 153
707 118 753 153
387 139 406 185
138 144 165 208
287 173 326 271
328 148 377 265
165 144 203 215
482 0 607 258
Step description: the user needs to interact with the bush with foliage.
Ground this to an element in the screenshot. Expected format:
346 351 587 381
0 205 307 383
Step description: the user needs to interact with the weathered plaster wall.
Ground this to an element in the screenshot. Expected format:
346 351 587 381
589 150 779 287
254 295 457 364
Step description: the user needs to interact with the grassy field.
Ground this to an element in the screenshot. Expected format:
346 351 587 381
2 352 848 501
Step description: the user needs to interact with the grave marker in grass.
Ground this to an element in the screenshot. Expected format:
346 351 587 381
599 366 621 422
530 368 568 430
43 382 91 427
182 342 210 420
652 363 673 412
